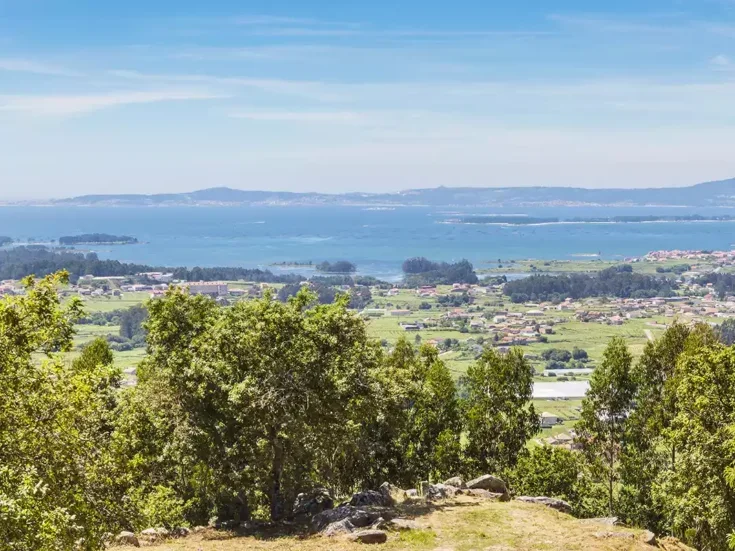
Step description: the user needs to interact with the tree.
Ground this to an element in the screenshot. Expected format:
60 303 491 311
0 273 122 550
461 348 539 475
119 304 148 339
577 337 636 516
717 318 735 345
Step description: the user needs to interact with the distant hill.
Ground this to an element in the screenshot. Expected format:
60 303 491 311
46 177 735 207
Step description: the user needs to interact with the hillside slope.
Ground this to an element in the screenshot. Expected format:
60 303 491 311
116 496 693 551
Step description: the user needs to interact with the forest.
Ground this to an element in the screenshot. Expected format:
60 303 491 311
2 272 735 550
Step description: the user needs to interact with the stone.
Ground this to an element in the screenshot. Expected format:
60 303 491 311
348 529 388 544
293 488 334 516
312 506 385 533
379 482 407 506
384 518 420 531
115 531 139 547
425 483 457 501
516 496 572 514
466 475 507 494
324 518 356 536
140 527 170 541
171 526 191 537
406 489 418 498
468 489 509 501
350 489 392 507
640 530 657 546
594 531 635 540
443 476 466 489
579 517 620 526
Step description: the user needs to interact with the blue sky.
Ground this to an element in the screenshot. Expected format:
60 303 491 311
1 0 735 199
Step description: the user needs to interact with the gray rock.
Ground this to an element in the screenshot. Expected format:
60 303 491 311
312 506 385 533
443 476 466 489
348 529 388 544
324 518 356 536
466 474 507 494
426 483 457 501
640 530 657 545
379 482 407 505
171 526 191 537
140 527 169 541
115 531 139 547
406 489 418 498
516 496 572 514
293 488 334 516
580 517 620 526
350 490 392 507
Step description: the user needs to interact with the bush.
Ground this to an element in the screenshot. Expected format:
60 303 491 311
130 486 188 530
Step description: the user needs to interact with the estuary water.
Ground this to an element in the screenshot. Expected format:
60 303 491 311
2 204 735 280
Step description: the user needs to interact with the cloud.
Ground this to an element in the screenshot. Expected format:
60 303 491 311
710 54 734 70
548 14 680 33
0 91 225 115
230 110 369 123
0 57 82 77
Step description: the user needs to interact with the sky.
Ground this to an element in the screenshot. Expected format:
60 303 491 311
1 0 735 199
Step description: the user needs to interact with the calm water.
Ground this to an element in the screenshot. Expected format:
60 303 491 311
2 205 735 280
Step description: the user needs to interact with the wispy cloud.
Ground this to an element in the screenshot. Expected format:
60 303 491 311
710 54 734 70
230 110 370 123
0 57 82 77
0 91 225 116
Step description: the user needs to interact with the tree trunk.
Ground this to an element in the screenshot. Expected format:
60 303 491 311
269 427 284 521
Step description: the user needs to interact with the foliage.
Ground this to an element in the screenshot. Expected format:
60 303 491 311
315 260 356 273
461 348 539 476
576 337 636 516
504 266 676 302
717 318 735 345
0 273 122 550
402 257 478 285
437 292 472 307
119 304 148 339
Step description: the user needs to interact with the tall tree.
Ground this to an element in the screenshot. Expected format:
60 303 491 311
462 348 539 475
577 337 636 516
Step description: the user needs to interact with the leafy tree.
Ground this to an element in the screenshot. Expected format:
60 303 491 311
0 273 121 550
461 348 539 475
119 304 148 339
577 337 636 516
717 318 735 346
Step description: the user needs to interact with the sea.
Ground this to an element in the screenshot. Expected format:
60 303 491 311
2 204 735 281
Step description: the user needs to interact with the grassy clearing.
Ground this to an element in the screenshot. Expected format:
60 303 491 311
118 497 658 551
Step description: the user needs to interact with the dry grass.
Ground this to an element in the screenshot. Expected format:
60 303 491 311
118 497 662 551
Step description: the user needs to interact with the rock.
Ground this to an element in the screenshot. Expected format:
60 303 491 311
594 531 635 540
383 518 420 531
324 518 356 536
516 496 572 514
406 489 418 498
443 476 466 489
293 488 334 516
171 526 191 537
348 529 388 544
640 530 656 546
312 506 386 533
350 489 392 507
466 475 507 494
579 517 620 526
468 489 509 501
379 482 407 506
139 527 170 541
115 531 139 547
426 483 457 501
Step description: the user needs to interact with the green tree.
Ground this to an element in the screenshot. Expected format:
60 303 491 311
577 337 636 516
461 348 539 475
0 273 121 550
119 304 147 339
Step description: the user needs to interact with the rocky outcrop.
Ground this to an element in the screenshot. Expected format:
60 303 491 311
115 531 139 547
425 483 457 501
468 488 510 501
312 505 395 534
139 527 170 542
379 482 407 506
350 489 393 507
348 529 388 544
466 474 508 494
640 530 657 546
293 488 334 516
443 476 466 489
516 496 572 514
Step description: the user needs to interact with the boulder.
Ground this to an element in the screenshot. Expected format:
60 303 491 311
443 476 466 489
406 489 418 498
425 483 457 501
640 530 657 546
350 490 392 507
293 488 334 516
170 526 191 538
516 496 572 514
312 506 386 533
379 482 407 506
139 527 170 542
468 489 509 501
466 475 507 494
115 531 139 547
580 517 620 526
324 518 356 537
348 529 388 544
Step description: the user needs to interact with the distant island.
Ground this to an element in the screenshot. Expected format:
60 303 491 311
450 214 735 225
8 176 735 208
0 236 12 247
59 233 138 245
316 260 357 273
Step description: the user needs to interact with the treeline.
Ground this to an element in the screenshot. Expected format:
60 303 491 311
0 236 12 246
78 304 148 350
503 265 677 302
0 246 303 283
59 233 138 245
4 273 735 550
0 272 537 549
402 257 478 285
315 260 356 273
695 272 735 298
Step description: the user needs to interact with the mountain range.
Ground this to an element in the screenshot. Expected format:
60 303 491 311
28 177 735 208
